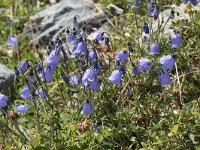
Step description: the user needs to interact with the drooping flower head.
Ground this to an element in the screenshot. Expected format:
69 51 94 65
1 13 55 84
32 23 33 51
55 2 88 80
62 75 69 84
150 43 160 54
138 58 152 72
66 29 75 42
95 32 104 41
19 61 29 73
108 70 123 87
89 50 97 62
159 71 172 86
143 22 150 34
184 0 198 6
128 0 141 9
132 64 140 76
159 55 176 71
36 64 43 72
16 104 29 113
72 40 87 58
104 37 109 46
0 93 8 107
45 48 60 66
119 65 126 75
116 50 128 62
41 66 54 83
82 68 99 91
35 89 46 100
7 35 19 46
70 74 79 86
81 100 94 115
171 34 182 48
20 85 34 101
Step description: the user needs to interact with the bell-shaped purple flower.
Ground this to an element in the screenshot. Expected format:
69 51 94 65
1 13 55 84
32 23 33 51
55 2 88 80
66 33 74 42
104 37 109 46
70 74 79 86
153 7 159 20
89 77 99 91
41 66 54 83
116 51 128 62
81 100 94 115
19 61 29 73
128 0 140 9
62 75 69 84
132 66 140 75
0 93 8 107
159 72 172 86
108 70 123 87
72 41 87 57
46 48 60 66
138 58 152 72
16 104 29 113
82 68 99 91
95 32 104 41
159 55 176 71
119 65 126 75
143 22 150 34
150 43 160 54
171 34 182 48
89 50 97 62
20 85 34 101
35 89 46 100
184 0 198 6
7 35 19 46
149 4 156 16
93 61 101 75
36 64 43 72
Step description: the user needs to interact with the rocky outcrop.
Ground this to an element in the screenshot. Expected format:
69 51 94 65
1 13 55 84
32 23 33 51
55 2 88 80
26 0 108 44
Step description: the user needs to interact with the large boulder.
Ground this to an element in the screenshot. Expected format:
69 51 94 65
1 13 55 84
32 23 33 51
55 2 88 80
0 64 14 93
26 0 107 44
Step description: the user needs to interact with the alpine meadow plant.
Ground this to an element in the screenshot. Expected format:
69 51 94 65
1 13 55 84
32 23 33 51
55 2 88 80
0 0 200 149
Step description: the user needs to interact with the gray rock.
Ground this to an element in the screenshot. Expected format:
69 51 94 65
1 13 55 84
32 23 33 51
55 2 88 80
26 0 108 44
0 64 14 93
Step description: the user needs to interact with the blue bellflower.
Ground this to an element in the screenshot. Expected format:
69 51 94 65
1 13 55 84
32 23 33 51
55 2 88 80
62 75 69 84
184 0 198 6
46 48 60 66
70 74 79 86
138 58 152 72
132 66 140 75
159 72 172 86
7 35 19 46
0 93 8 107
19 61 29 73
36 64 43 72
35 89 46 100
150 43 160 54
89 50 97 62
171 34 182 48
66 33 75 42
82 68 99 91
20 85 34 101
143 22 150 34
72 41 87 57
116 51 128 62
81 100 94 115
41 66 54 83
16 104 29 113
95 32 104 41
159 55 176 71
108 70 123 87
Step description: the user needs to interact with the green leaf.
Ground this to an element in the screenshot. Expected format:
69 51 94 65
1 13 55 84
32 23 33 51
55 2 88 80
171 124 180 135
97 134 104 143
189 134 197 144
